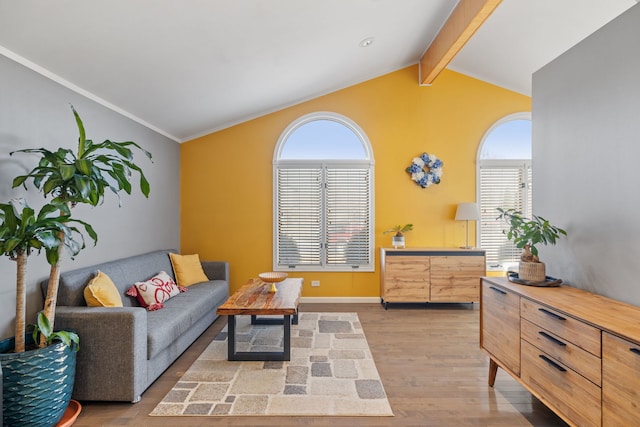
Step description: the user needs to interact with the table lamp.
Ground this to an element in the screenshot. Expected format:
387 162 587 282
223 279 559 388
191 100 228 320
455 202 480 249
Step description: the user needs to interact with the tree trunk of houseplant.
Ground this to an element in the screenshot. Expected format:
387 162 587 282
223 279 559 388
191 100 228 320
14 252 27 353
39 231 65 347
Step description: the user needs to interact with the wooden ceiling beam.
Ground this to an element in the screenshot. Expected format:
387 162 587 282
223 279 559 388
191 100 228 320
419 0 502 85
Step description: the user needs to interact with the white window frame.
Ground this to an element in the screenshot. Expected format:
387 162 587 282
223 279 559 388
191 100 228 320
273 112 375 272
477 112 532 272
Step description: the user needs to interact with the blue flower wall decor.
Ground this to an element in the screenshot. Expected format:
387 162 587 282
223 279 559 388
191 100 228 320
406 152 443 188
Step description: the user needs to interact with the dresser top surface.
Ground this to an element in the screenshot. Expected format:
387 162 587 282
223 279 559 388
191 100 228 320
483 276 640 344
381 247 485 254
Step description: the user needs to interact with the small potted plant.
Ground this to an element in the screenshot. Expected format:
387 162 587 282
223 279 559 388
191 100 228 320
497 208 567 282
383 224 413 248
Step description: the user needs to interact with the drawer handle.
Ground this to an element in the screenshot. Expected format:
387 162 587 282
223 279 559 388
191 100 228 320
539 354 566 372
538 331 567 347
489 286 507 295
538 308 566 321
630 348 640 356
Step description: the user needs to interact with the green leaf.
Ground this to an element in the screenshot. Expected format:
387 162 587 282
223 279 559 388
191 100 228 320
75 158 92 175
73 175 91 201
12 175 28 189
59 164 76 181
45 247 60 265
36 312 52 337
72 105 87 157
42 178 59 195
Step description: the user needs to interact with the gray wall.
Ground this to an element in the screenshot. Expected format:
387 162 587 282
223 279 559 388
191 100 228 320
0 55 180 339
533 4 640 305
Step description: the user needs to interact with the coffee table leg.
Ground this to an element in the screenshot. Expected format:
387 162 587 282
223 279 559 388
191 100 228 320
227 314 292 361
227 315 237 361
284 314 291 360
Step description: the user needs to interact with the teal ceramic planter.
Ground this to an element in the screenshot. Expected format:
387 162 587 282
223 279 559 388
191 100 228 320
0 336 76 427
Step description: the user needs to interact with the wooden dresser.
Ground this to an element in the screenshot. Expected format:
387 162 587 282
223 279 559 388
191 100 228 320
481 276 640 427
379 248 485 308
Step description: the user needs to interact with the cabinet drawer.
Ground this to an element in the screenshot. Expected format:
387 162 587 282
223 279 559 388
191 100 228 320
430 256 484 283
521 319 601 386
521 339 601 427
383 256 429 300
602 332 640 426
521 298 600 356
430 282 478 302
481 282 520 375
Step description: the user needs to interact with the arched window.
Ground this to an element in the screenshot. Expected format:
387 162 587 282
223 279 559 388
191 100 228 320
273 112 374 272
478 113 532 271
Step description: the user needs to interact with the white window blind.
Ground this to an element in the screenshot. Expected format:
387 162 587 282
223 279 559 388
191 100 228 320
479 163 532 269
275 164 372 270
276 167 322 267
325 167 371 267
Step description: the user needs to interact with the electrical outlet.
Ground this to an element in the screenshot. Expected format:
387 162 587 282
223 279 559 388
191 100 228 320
311 280 320 287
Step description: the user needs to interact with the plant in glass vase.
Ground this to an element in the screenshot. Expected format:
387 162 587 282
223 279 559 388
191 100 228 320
497 208 567 282
383 224 413 248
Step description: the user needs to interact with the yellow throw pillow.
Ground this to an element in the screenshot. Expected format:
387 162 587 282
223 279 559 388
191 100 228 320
84 270 123 307
169 253 209 287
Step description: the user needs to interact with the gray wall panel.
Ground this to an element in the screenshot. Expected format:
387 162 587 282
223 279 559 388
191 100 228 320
533 5 640 305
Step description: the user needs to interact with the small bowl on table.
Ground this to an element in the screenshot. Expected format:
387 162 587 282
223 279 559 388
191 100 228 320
259 272 288 292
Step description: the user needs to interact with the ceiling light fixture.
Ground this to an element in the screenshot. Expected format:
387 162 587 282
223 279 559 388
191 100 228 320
359 37 375 48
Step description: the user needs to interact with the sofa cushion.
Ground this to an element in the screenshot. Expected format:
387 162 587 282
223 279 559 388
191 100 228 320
126 271 185 311
146 280 228 359
169 253 209 287
84 270 123 307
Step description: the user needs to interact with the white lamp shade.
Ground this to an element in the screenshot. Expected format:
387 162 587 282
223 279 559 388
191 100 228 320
455 202 480 221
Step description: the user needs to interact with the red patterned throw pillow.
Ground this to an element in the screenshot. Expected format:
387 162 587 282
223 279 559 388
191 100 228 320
126 271 187 311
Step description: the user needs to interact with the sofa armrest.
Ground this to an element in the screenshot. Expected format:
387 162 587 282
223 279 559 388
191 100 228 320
202 261 229 282
54 306 148 402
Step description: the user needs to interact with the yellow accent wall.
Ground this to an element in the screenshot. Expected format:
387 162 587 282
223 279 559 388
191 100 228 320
181 66 530 297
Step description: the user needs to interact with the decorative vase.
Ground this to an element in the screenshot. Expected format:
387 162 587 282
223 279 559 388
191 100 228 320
392 235 405 248
519 261 546 282
0 335 77 427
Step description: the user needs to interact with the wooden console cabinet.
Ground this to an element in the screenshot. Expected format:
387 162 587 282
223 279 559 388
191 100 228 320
379 248 485 308
481 277 640 427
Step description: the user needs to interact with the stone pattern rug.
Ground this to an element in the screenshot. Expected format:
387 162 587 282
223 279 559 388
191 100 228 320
150 312 393 417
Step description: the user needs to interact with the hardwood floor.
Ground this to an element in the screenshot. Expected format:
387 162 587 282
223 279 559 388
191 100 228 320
71 303 567 426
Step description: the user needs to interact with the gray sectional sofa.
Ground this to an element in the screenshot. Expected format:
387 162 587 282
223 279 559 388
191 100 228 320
41 249 229 402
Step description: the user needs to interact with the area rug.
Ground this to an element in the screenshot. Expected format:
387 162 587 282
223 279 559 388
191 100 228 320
150 312 393 417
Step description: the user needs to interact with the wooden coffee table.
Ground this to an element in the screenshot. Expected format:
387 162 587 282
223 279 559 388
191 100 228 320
216 277 303 361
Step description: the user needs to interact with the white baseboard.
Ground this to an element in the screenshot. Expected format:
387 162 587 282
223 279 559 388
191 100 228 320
299 297 381 304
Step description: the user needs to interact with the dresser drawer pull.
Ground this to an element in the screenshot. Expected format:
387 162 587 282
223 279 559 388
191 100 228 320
489 286 507 295
630 348 640 356
538 331 567 347
539 354 566 372
538 308 566 321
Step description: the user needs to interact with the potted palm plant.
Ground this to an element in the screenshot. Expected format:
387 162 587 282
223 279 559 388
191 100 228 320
383 224 413 248
2 105 152 426
0 198 95 426
497 208 567 282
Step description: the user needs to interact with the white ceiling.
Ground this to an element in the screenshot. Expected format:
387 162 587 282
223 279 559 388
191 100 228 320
0 0 636 142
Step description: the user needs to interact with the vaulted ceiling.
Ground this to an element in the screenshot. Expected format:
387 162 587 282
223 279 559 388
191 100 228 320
0 0 636 142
